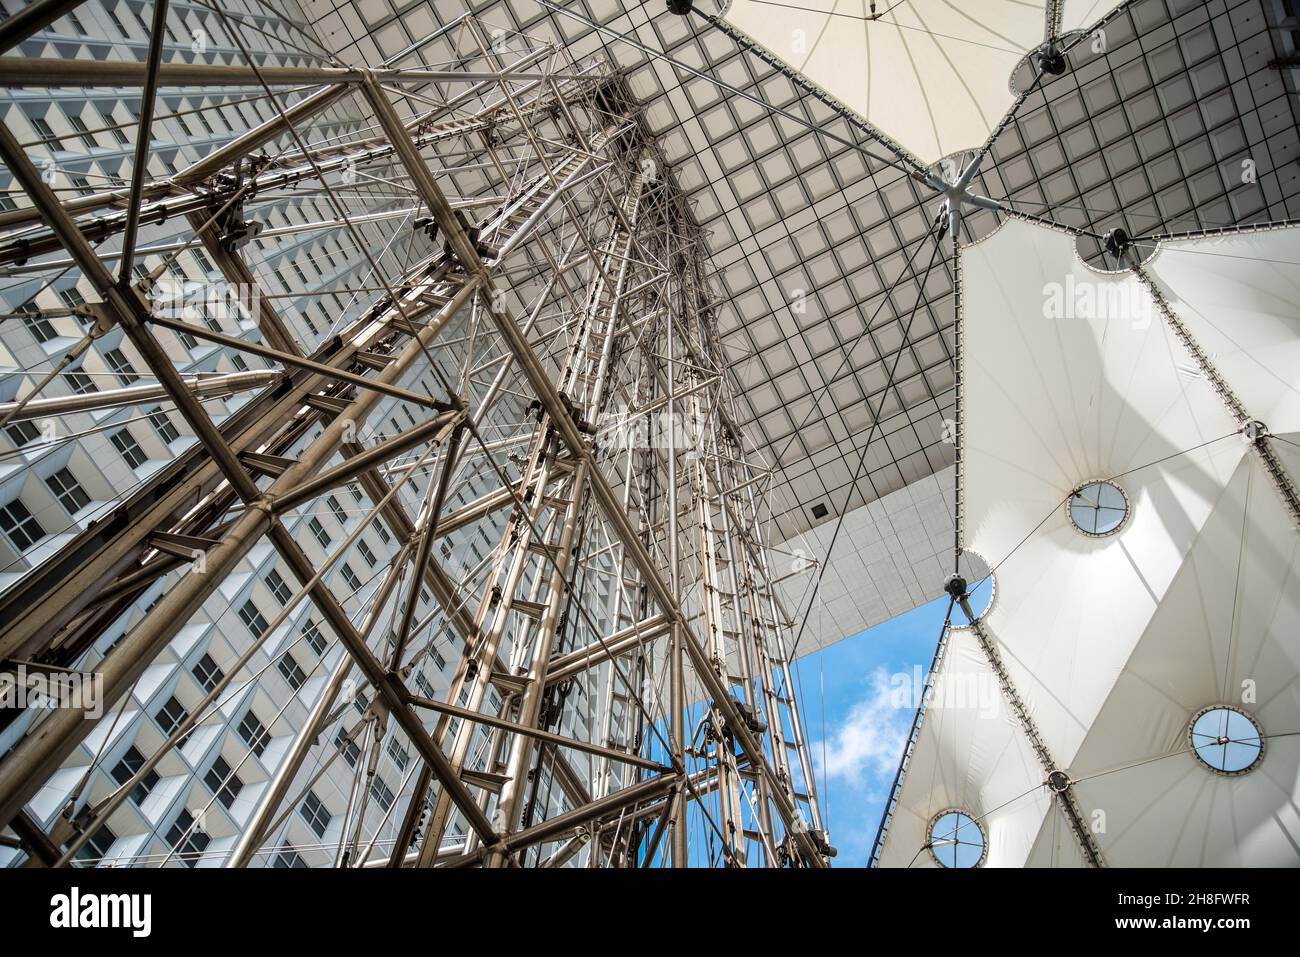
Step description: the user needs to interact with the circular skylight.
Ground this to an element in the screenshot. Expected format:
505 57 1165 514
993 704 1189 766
927 809 986 868
1189 706 1264 775
1067 480 1129 536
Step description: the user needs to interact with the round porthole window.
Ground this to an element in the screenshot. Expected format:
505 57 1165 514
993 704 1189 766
1067 480 1129 536
1189 706 1264 775
927 809 986 868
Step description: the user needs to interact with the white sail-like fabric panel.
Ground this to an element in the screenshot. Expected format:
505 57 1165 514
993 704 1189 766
1147 229 1300 433
879 219 1300 866
875 628 1051 867
723 1 1047 165
1045 444 1300 865
961 220 1242 770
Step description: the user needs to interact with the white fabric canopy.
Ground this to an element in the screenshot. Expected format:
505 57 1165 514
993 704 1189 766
723 1 1125 165
875 628 1052 867
877 219 1300 866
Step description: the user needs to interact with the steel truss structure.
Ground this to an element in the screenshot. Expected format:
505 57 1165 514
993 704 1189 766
0 7 830 867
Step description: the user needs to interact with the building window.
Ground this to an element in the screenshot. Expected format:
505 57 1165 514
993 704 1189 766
0 498 46 551
109 745 158 806
155 695 189 737
265 568 292 605
357 540 376 567
204 755 243 809
166 809 211 867
31 116 61 149
300 790 330 838
104 348 138 386
68 116 97 148
73 823 117 866
369 777 395 813
147 408 180 444
415 673 435 699
110 429 148 469
302 619 326 655
5 420 41 448
58 287 85 311
191 653 224 693
340 563 361 593
238 599 268 637
100 108 129 145
21 303 57 343
327 495 346 524
278 652 306 690
386 738 409 772
237 709 270 757
308 517 330 548
45 467 90 515
927 809 986 869
272 847 307 868
335 728 360 768
66 370 97 395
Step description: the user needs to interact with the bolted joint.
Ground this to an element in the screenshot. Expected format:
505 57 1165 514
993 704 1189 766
1037 45 1067 76
1103 226 1132 260
1046 769 1072 793
1240 419 1268 444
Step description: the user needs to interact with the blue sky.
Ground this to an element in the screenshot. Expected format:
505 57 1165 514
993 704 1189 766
791 595 950 867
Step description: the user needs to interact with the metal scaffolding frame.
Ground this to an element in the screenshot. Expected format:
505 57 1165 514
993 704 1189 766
0 7 830 868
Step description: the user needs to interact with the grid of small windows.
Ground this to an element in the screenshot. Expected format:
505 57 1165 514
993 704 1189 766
110 428 148 469
0 499 46 551
237 709 270 757
204 755 243 809
300 790 331 838
45 467 90 515
278 652 306 690
166 809 211 867
109 745 158 806
191 653 224 693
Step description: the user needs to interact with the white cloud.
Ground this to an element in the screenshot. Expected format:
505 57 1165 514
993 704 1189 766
815 666 911 787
